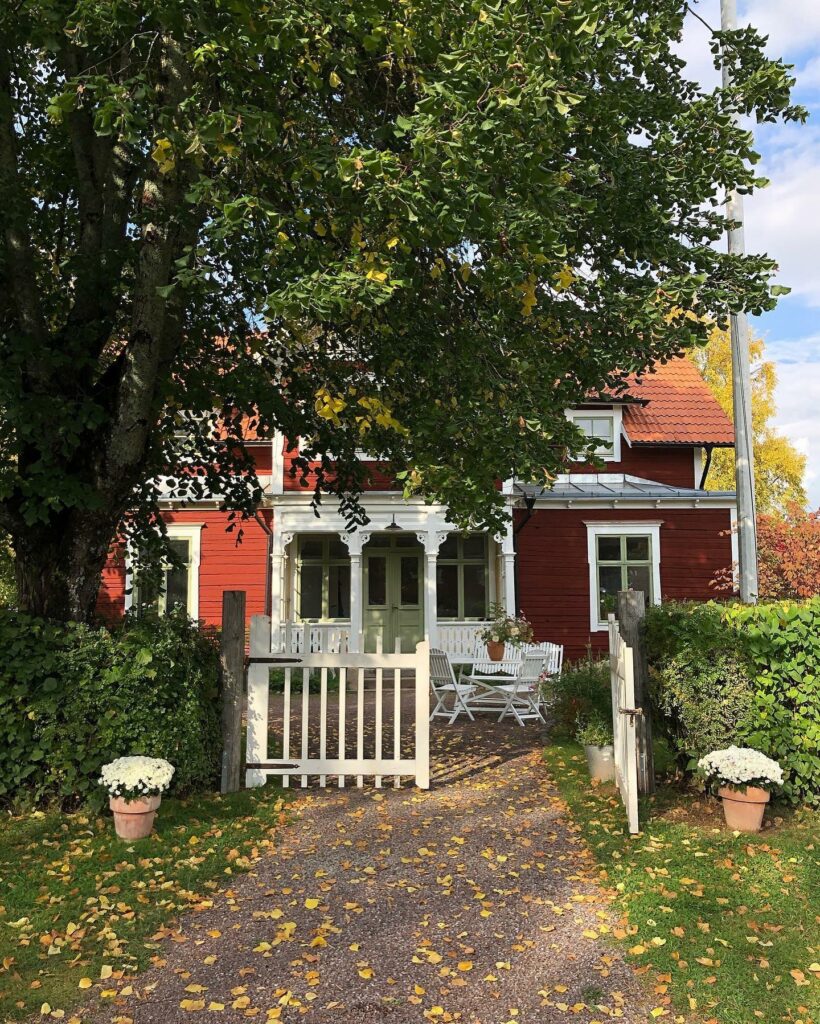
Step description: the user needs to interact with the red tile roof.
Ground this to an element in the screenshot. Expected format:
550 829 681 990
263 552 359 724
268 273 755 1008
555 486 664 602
622 357 734 446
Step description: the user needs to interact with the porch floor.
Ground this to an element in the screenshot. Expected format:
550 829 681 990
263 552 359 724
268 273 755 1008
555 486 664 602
86 711 653 1023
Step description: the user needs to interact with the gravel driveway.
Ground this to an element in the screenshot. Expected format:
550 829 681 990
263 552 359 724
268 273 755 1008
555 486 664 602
84 714 653 1024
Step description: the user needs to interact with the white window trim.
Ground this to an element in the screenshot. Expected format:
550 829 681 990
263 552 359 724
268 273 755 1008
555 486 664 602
585 521 661 632
124 524 202 619
566 407 623 462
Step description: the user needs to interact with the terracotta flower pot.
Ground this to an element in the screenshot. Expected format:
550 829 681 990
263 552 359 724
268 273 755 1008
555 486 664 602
109 794 162 840
718 785 770 832
486 640 505 662
585 744 616 782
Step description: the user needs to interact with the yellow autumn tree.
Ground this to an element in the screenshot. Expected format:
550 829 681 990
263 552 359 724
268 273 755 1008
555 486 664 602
690 326 806 514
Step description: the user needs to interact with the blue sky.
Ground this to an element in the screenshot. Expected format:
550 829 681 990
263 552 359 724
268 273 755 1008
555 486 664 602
678 0 820 507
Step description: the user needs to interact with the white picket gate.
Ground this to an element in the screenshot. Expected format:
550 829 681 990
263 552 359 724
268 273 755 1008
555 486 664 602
608 614 640 834
245 615 430 790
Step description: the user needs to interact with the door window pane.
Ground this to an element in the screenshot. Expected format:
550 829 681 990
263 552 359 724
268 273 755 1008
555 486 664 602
626 536 650 561
328 537 348 558
598 565 622 621
436 564 459 618
462 534 486 559
299 564 323 618
367 556 387 606
300 537 323 558
597 535 621 561
395 534 418 548
439 534 458 559
328 563 350 617
462 563 487 618
627 564 651 598
400 556 419 605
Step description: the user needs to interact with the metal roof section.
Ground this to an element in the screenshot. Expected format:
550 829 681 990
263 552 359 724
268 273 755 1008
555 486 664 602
515 475 736 507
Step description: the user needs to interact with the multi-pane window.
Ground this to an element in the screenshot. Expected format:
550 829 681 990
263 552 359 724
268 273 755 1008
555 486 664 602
436 533 488 620
594 534 653 624
134 536 196 617
572 414 616 458
297 535 351 620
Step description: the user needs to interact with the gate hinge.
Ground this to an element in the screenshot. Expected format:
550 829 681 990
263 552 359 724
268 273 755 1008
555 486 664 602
619 706 643 718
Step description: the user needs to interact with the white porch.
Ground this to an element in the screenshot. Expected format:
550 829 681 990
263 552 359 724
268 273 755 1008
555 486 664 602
269 495 516 653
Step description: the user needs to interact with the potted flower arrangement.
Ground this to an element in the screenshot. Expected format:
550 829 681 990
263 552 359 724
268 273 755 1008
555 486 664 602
478 605 534 661
100 755 175 840
576 711 615 782
698 745 783 833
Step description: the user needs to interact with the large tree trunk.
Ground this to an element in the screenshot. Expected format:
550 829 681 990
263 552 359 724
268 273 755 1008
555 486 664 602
12 510 122 623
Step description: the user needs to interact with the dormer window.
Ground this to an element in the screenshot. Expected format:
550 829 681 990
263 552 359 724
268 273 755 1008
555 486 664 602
567 410 621 461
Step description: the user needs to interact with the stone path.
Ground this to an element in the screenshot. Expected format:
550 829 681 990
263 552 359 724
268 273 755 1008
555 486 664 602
87 717 652 1023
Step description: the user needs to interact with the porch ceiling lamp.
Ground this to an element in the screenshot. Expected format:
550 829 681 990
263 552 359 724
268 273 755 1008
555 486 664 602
385 514 402 531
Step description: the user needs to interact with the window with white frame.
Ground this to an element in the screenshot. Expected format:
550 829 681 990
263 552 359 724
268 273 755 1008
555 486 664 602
296 534 351 620
585 523 661 630
436 533 489 620
568 411 620 461
132 526 201 619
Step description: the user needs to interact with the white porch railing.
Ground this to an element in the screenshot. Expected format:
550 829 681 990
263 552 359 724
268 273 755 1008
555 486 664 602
273 619 489 656
276 621 352 654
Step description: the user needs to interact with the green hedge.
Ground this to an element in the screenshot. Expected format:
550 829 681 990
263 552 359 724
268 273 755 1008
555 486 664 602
0 610 222 810
645 599 820 805
544 656 611 738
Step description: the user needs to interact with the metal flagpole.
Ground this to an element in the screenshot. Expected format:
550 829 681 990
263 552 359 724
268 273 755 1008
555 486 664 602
720 0 759 603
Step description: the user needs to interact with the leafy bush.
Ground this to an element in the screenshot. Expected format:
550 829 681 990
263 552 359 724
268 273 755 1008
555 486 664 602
544 656 611 738
575 710 613 747
645 599 820 804
0 610 221 810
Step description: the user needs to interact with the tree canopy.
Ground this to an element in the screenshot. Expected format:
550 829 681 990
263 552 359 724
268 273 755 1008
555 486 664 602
691 325 807 514
0 0 805 620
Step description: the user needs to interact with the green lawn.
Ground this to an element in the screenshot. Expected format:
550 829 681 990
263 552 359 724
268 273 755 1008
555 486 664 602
544 744 820 1024
0 783 287 1021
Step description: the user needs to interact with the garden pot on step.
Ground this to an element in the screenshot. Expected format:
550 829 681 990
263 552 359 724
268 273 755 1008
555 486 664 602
718 785 770 832
486 641 505 662
110 794 161 839
585 744 615 782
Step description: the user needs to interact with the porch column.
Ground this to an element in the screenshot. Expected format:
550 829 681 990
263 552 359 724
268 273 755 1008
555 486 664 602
420 530 448 649
500 517 516 616
269 531 293 652
341 531 368 653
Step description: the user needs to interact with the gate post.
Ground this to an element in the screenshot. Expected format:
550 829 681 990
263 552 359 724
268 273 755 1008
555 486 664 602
414 640 431 789
246 614 272 788
617 590 655 795
220 590 246 794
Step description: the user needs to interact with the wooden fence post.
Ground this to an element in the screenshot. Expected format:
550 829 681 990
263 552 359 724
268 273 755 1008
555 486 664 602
617 590 655 795
220 590 246 794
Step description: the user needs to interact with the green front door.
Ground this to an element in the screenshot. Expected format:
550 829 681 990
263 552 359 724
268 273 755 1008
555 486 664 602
363 535 424 653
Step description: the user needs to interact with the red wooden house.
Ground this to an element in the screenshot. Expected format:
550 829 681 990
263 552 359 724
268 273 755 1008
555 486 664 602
98 357 736 661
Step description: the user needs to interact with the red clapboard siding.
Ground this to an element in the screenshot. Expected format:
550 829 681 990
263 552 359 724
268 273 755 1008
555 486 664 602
571 445 697 488
516 507 732 663
283 438 396 491
95 509 272 630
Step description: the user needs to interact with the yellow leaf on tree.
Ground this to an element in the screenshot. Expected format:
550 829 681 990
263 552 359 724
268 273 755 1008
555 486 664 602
151 138 176 175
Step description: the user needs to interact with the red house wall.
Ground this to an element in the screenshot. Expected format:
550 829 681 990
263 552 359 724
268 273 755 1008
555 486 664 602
516 506 732 662
95 509 272 630
572 445 697 488
282 438 395 491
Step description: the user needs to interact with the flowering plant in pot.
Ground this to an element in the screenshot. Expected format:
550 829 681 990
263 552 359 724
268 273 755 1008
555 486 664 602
100 756 175 839
697 746 783 833
478 605 534 661
576 711 615 782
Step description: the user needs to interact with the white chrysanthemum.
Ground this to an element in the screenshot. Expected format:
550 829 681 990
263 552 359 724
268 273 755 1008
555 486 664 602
697 746 783 788
99 756 175 798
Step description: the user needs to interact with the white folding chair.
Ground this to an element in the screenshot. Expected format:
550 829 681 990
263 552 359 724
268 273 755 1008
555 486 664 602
497 653 548 726
429 649 476 724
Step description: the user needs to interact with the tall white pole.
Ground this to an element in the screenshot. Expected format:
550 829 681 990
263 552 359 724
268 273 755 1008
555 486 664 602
720 0 759 603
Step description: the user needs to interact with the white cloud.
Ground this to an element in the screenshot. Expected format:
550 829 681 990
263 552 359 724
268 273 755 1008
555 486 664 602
767 334 820 508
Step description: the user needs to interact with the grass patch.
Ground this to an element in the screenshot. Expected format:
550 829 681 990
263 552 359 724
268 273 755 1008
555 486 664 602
0 782 288 1021
545 743 820 1024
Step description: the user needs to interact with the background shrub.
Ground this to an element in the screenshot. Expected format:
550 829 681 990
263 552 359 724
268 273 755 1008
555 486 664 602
645 599 820 804
544 656 611 738
0 610 221 810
